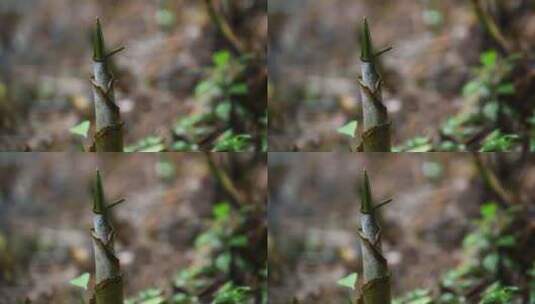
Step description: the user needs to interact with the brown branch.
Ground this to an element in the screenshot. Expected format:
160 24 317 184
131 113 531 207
472 153 520 205
203 0 246 54
470 0 513 53
204 152 247 207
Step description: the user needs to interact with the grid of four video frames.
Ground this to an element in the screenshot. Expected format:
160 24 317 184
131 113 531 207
0 1 534 303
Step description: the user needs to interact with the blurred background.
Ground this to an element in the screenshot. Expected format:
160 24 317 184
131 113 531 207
0 0 267 151
268 0 535 151
268 153 535 303
0 153 267 303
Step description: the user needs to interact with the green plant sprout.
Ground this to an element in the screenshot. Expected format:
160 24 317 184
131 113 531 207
339 171 392 304
337 273 358 291
338 18 392 151
358 19 392 152
357 170 392 304
70 120 92 151
337 121 359 139
70 121 91 139
90 170 125 304
70 272 91 304
91 18 125 152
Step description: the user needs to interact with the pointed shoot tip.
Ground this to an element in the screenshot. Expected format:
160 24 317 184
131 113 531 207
93 18 105 61
360 170 373 214
360 17 374 62
93 170 105 214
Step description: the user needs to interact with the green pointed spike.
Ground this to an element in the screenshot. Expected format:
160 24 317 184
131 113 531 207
93 170 106 214
107 198 125 210
360 18 374 62
93 18 106 62
360 170 373 214
374 198 393 211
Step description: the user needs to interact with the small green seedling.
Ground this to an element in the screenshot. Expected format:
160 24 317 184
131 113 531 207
70 272 91 291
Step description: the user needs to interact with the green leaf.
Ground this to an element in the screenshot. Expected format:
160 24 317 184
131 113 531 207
171 141 198 151
393 289 433 304
483 101 499 121
337 273 358 290
213 51 231 68
155 160 175 180
213 202 231 221
463 232 484 249
125 136 166 152
497 235 516 247
69 120 90 138
337 121 358 138
479 130 519 152
481 203 498 220
229 235 248 248
126 288 166 304
422 9 443 26
462 80 483 97
215 252 231 273
140 144 166 152
497 83 515 95
69 272 90 290
229 83 248 95
481 50 497 68
409 144 433 152
212 131 252 151
216 101 232 121
213 282 251 304
438 140 465 152
480 282 519 304
195 80 217 97
194 230 220 249
394 136 433 152
155 9 175 27
421 161 442 179
141 297 165 304
483 253 499 273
